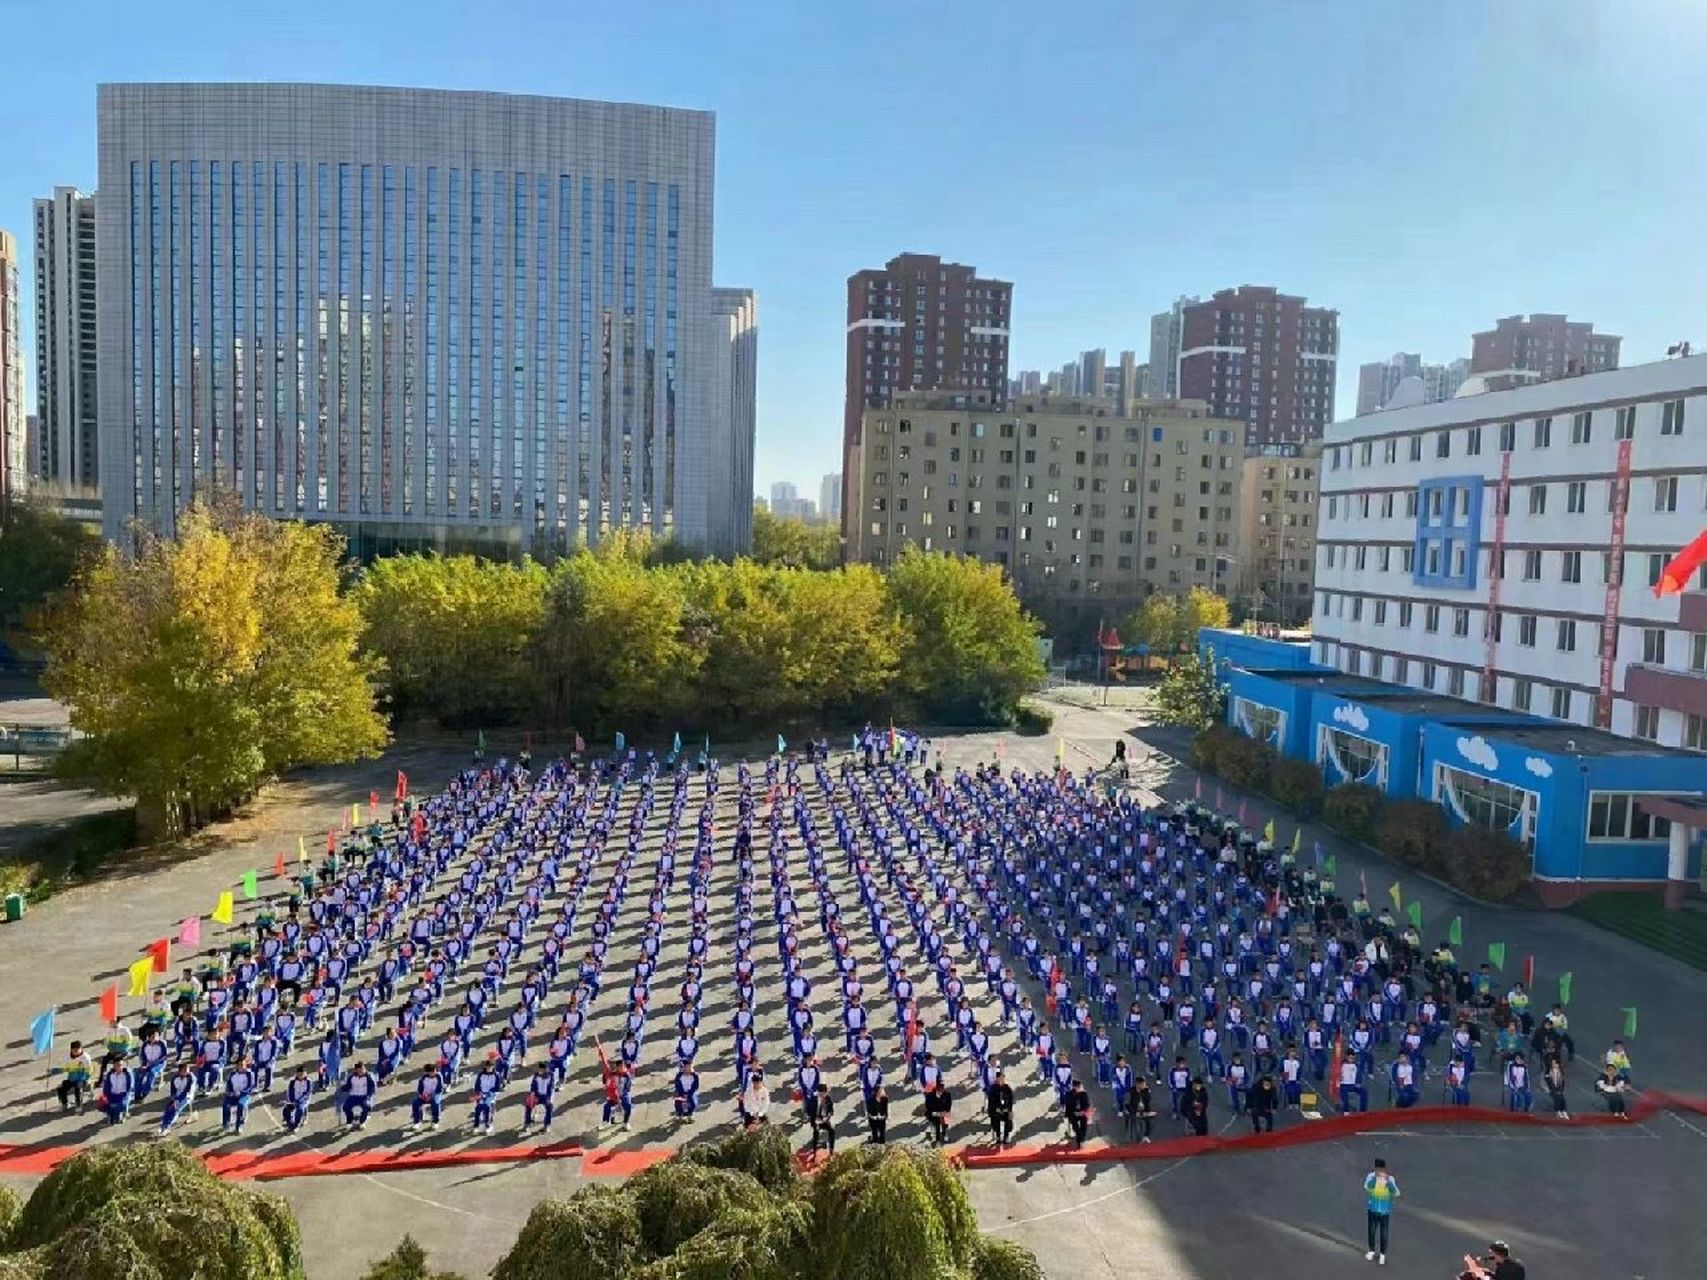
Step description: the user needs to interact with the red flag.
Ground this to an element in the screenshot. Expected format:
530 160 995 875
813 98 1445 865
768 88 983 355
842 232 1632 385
574 733 585 754
395 770 408 800
99 984 118 1023
1194 777 1203 801
273 851 287 880
1328 1034 1345 1103
412 813 426 841
148 938 171 973
1523 954 1535 989
326 829 337 853
368 790 380 811
1655 528 1707 596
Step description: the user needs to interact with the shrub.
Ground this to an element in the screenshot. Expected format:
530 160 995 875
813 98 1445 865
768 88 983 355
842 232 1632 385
0 1185 17 1247
1268 757 1325 816
1191 723 1236 774
972 1236 1048 1280
1439 825 1532 902
359 1236 467 1280
627 1201 808 1280
628 1162 772 1257
1373 799 1451 875
5 1143 303 1280
675 1122 798 1195
491 1186 643 1280
1011 702 1052 736
1215 734 1275 793
1323 783 1386 842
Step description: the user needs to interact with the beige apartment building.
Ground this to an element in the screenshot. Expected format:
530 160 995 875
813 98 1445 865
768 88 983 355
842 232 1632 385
848 391 1245 607
1237 442 1321 624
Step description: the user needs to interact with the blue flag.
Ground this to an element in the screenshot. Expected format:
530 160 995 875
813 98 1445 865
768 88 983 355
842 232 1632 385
30 1007 56 1056
672 731 682 754
776 734 787 755
615 731 626 752
704 734 711 758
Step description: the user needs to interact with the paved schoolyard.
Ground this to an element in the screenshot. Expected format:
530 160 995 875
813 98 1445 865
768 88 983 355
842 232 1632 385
1 699 1704 1278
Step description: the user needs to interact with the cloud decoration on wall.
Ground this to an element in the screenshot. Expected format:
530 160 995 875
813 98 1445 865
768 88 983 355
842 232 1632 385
1456 734 1500 772
1524 756 1554 779
1332 703 1370 734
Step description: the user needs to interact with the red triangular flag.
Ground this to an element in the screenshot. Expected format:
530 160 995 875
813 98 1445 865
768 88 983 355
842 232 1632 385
1328 1034 1345 1103
1656 528 1707 596
273 851 287 880
1523 954 1535 989
149 938 171 973
412 813 426 841
395 770 408 800
1237 799 1248 825
368 790 379 811
523 731 532 750
99 984 118 1023
326 829 337 853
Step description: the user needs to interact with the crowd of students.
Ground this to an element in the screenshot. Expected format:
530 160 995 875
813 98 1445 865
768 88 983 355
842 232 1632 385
55 727 1640 1153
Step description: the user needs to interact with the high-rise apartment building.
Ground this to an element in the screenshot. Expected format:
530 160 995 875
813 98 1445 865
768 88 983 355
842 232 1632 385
96 83 754 556
819 471 841 524
1356 352 1469 416
1236 443 1320 624
33 187 101 495
1175 286 1337 451
843 253 1010 534
846 390 1244 607
0 231 24 506
1470 314 1620 391
1147 296 1197 401
710 287 758 552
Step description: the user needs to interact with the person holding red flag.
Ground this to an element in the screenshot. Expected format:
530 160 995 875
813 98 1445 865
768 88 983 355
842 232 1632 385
598 1041 633 1130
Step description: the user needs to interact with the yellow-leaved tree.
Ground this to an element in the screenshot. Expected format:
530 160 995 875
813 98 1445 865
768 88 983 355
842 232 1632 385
40 505 388 838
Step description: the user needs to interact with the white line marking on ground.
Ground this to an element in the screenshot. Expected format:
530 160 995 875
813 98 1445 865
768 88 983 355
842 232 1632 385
1668 1110 1707 1141
983 1156 1193 1233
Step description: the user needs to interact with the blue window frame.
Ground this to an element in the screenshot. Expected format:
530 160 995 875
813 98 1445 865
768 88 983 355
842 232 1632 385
1413 475 1483 590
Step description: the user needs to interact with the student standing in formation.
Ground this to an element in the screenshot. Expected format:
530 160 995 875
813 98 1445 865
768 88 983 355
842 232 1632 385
1248 1075 1277 1133
924 1079 952 1146
1363 1157 1400 1265
1186 1077 1210 1137
809 1082 836 1154
57 1041 93 1111
1064 1078 1091 1148
987 1069 1015 1147
865 1085 890 1144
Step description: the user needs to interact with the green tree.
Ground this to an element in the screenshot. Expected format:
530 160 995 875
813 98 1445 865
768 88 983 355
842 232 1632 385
750 506 842 570
1127 586 1230 659
352 554 548 726
40 506 387 838
0 501 100 628
1153 646 1227 731
886 550 1044 724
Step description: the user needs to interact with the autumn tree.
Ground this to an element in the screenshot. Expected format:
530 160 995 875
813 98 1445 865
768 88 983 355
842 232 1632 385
1153 646 1228 731
1126 585 1230 658
750 507 842 570
0 501 100 627
40 505 387 838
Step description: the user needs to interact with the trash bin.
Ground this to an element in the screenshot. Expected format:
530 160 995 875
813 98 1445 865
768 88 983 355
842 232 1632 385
3 893 25 923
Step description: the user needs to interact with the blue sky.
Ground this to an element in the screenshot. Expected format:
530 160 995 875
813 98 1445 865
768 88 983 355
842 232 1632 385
4 0 1705 498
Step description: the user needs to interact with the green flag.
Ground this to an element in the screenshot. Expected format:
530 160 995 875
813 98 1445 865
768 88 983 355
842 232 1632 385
1623 1007 1638 1039
1448 915 1462 947
1558 972 1573 1006
241 870 258 900
476 728 486 752
1406 901 1423 930
1322 853 1336 877
1487 941 1506 970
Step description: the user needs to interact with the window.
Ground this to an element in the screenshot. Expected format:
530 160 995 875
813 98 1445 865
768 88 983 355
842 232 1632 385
1522 549 1542 581
1413 477 1482 590
1394 657 1409 684
1551 687 1572 720
1466 426 1482 455
1655 476 1678 512
1589 791 1670 840
1571 411 1592 444
1688 714 1707 752
1615 405 1636 440
1557 619 1577 651
1661 398 1685 436
1424 604 1441 633
1649 553 1667 588
1453 607 1471 637
1561 550 1581 583
1497 421 1514 451
1693 632 1707 672
1566 481 1586 513
1408 435 1422 462
1519 614 1537 646
1643 628 1667 664
1637 704 1662 740
1436 432 1451 458
1437 764 1534 840
1528 485 1547 515
1399 601 1414 628
1448 667 1466 697
1513 678 1533 712
1404 491 1418 517
1533 416 1552 448
1374 600 1387 625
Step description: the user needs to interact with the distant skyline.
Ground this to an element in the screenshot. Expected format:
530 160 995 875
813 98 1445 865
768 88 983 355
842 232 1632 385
3 0 1705 494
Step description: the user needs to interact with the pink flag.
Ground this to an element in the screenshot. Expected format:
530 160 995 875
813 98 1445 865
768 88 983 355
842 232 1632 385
179 915 201 948
574 733 586 754
1215 786 1225 811
1194 777 1203 801
1237 799 1248 825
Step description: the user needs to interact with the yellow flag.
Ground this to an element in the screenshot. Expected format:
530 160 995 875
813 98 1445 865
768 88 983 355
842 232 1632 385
127 956 153 997
1055 737 1065 761
298 835 308 864
1291 828 1302 855
211 891 234 926
351 803 360 827
1263 818 1276 844
1388 881 1403 910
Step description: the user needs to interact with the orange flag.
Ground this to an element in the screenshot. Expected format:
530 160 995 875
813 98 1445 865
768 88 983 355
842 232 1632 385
99 984 118 1023
148 938 171 973
273 851 287 880
1656 528 1707 596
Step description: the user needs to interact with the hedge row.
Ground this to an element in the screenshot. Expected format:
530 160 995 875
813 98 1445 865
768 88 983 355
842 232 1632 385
1192 725 1532 903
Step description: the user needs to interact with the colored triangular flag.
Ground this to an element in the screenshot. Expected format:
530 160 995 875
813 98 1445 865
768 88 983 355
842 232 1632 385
1558 972 1573 1006
574 733 586 754
30 1007 56 1056
326 829 337 853
778 734 788 755
350 803 360 828
273 851 286 880
1238 799 1248 826
1522 954 1535 988
1622 1006 1638 1039
368 789 379 811
616 731 626 752
477 728 486 753
298 835 308 864
98 984 118 1024
1291 828 1302 855
211 891 235 926
1448 915 1462 946
1194 776 1202 801
1214 786 1225 811
148 937 170 973
179 915 201 948
1487 941 1506 971
1655 528 1707 597
704 734 711 758
396 769 408 800
1322 853 1336 877
672 731 682 755
1263 818 1276 844
241 870 259 900
1388 881 1402 911
1406 901 1422 930
127 956 154 997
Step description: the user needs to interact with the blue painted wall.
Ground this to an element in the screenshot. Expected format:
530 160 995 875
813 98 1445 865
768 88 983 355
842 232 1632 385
1199 628 1317 676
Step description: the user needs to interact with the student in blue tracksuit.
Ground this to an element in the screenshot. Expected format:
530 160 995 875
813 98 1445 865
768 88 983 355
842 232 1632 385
408 1065 445 1131
470 1058 503 1135
1338 1056 1369 1114
222 1056 258 1134
159 1061 197 1134
282 1065 314 1133
341 1061 377 1129
98 1056 136 1126
136 1027 170 1100
522 1065 557 1131
674 1066 701 1120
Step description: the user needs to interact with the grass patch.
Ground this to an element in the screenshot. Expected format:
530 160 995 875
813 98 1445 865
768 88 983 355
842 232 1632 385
0 807 139 903
1568 892 1707 972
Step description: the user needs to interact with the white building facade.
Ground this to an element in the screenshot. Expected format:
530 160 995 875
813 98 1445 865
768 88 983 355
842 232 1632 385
34 187 101 493
97 83 753 556
1313 356 1707 750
